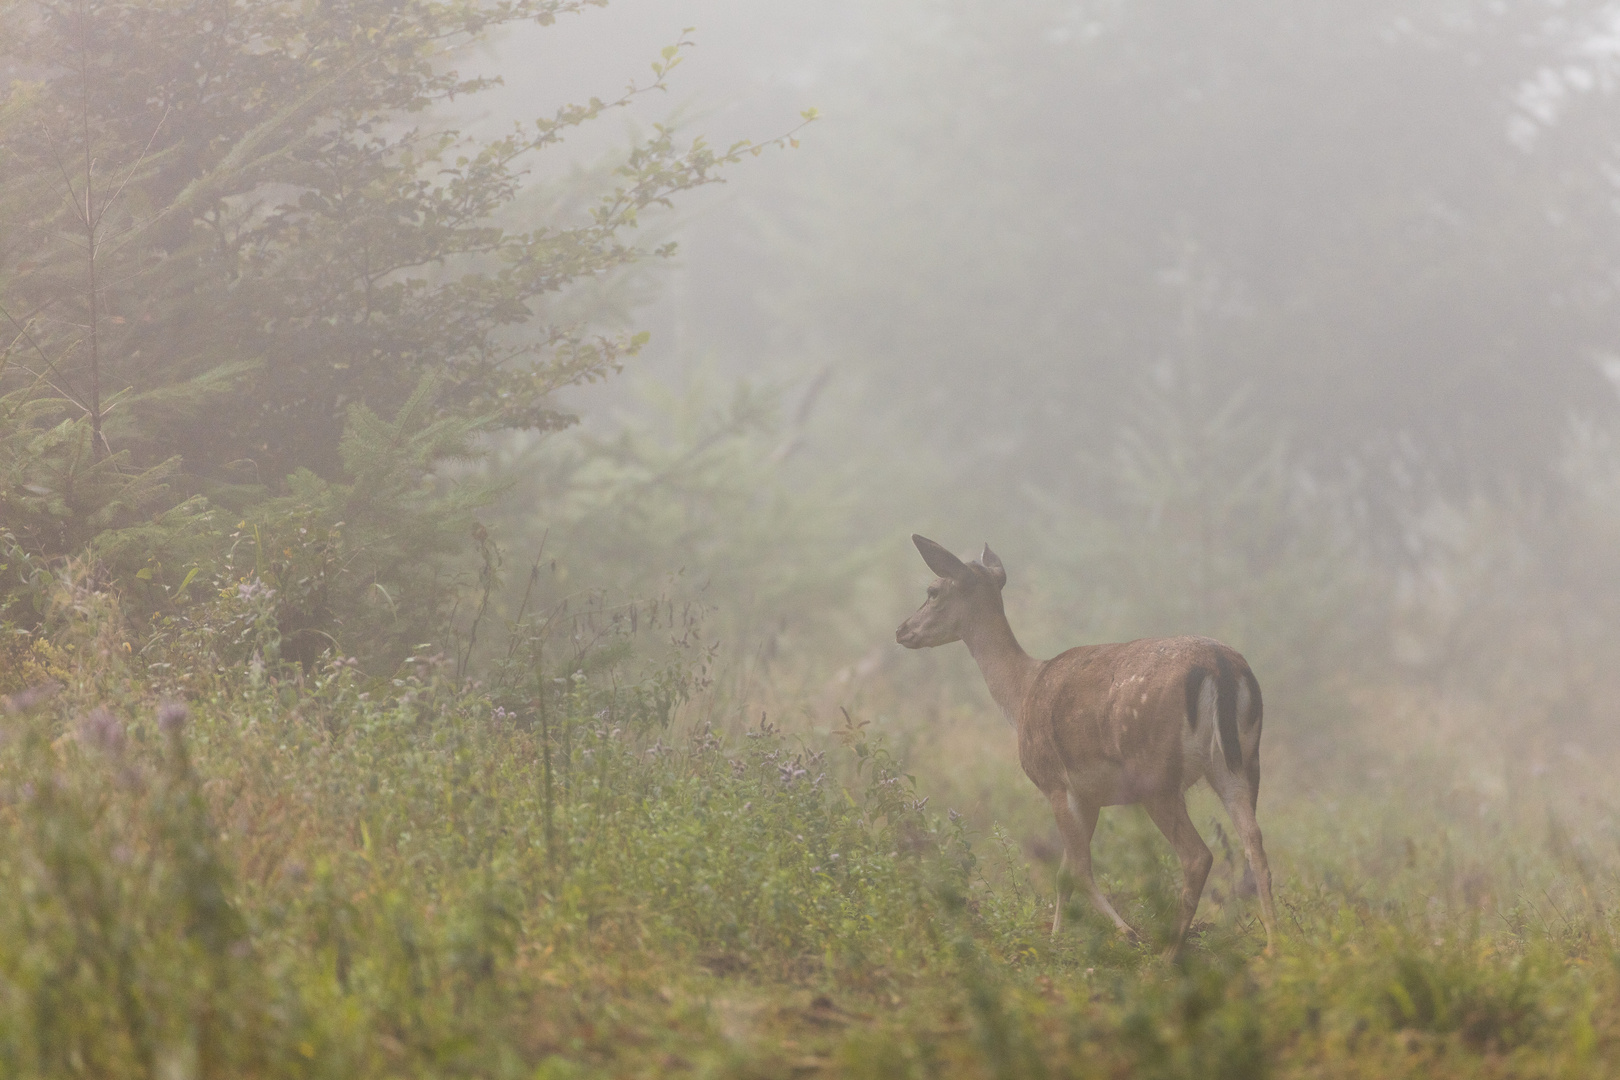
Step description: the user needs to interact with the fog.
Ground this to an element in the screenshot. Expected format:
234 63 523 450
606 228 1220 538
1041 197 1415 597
456 0 1620 781
493 1 1620 482
10 2 1620 1061
11 0 1620 765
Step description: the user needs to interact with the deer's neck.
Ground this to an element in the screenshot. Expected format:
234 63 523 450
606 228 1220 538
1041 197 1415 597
961 605 1039 732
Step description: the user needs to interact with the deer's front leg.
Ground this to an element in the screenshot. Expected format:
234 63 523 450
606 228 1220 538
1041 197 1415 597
1049 789 1135 940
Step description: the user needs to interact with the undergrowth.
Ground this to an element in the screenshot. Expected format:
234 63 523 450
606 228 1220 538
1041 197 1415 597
1 581 1619 1078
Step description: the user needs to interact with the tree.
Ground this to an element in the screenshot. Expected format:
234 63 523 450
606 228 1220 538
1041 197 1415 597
0 0 801 651
740 0 1620 524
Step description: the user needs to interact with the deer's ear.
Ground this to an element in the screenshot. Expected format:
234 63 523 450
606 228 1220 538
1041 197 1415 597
979 543 1006 588
913 534 969 580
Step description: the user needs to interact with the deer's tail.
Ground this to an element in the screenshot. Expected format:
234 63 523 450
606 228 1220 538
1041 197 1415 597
1185 653 1263 783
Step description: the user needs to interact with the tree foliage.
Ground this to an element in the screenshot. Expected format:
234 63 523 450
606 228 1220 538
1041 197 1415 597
750 0 1620 518
0 0 794 653
495 367 869 677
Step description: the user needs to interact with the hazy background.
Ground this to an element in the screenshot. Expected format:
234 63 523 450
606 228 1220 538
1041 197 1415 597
452 0 1620 810
13 0 1620 824
12 5 1620 1067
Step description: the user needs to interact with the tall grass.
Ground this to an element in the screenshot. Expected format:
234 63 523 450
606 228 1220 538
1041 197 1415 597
2 579 1620 1077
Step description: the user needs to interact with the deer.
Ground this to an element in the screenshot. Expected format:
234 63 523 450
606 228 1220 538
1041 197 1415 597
895 535 1276 958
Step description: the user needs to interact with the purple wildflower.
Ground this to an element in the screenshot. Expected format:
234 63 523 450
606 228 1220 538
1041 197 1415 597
76 707 126 756
157 700 189 734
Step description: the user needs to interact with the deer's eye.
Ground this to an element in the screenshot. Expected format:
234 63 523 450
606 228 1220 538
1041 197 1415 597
926 585 941 599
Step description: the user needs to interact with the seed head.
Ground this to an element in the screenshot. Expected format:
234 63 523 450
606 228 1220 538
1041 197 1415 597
157 700 189 734
76 706 126 756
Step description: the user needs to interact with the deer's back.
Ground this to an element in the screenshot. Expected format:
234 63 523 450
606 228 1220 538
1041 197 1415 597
1016 636 1252 805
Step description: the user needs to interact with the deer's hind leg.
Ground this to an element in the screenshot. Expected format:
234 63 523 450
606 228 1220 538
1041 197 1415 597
1213 758 1277 954
1049 789 1135 940
1141 791 1213 959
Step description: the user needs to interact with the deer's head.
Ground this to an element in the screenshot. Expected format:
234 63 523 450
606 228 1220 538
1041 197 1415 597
895 534 1007 649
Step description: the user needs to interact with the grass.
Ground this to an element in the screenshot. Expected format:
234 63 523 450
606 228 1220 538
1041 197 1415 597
3 594 1620 1077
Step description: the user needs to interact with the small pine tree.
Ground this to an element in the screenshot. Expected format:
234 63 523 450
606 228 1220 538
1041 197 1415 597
0 1 806 650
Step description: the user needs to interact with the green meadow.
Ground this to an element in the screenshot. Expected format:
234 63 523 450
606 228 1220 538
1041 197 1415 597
1 576 1615 1080
8 1 1620 1076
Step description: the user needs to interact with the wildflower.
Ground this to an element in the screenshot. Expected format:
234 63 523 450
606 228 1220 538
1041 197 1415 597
157 700 189 734
1 682 59 714
76 707 126 756
237 579 275 602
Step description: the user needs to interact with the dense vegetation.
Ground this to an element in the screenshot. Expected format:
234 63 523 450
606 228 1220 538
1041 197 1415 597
4 569 1620 1079
7 1 1620 1077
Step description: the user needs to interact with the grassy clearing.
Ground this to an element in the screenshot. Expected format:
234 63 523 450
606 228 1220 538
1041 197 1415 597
2 595 1620 1078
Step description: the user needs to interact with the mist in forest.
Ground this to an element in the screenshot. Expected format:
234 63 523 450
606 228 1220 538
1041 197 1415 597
11 5 1620 1068
8 0 1620 779
464 1 1620 787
